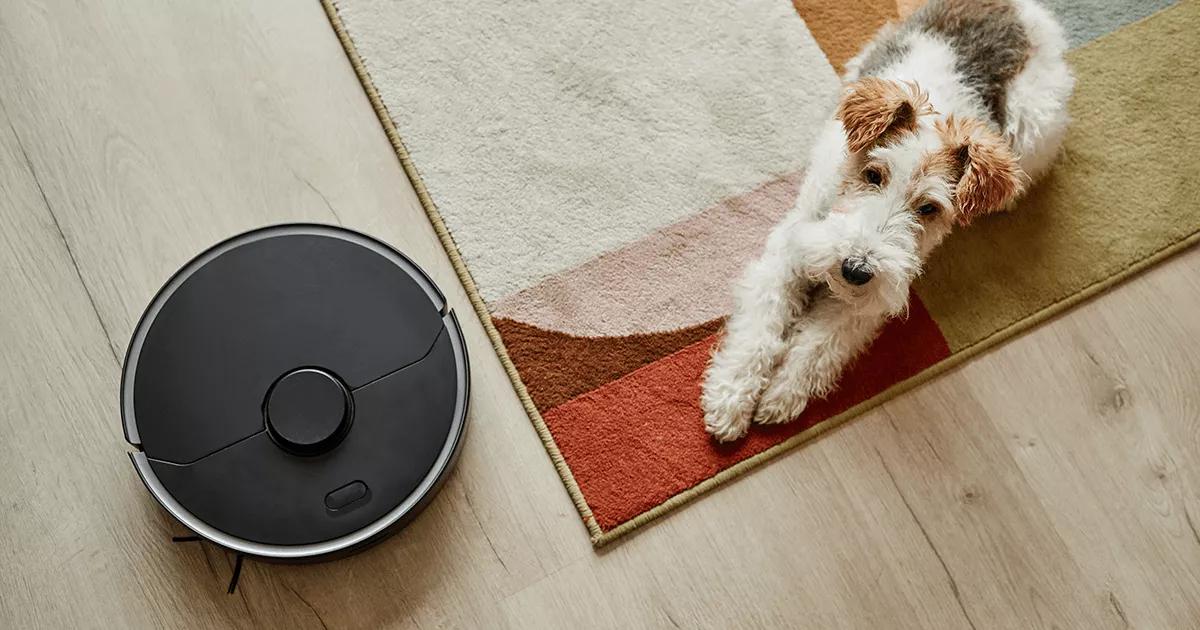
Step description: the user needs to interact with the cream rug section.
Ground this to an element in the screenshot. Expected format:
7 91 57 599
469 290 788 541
333 0 840 303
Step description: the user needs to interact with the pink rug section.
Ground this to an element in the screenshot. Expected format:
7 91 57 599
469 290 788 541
491 174 802 337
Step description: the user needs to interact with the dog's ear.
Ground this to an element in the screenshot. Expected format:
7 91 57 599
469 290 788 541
836 78 932 153
937 116 1026 225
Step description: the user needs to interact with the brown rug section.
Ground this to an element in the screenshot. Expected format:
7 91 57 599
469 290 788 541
493 317 723 410
793 0 898 72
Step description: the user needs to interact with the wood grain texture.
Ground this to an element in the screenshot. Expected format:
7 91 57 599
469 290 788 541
0 1 1197 628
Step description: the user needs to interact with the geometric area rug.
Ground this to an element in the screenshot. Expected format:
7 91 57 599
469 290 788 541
322 0 1200 546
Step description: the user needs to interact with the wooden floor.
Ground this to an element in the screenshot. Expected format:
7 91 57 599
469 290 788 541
2 2 1199 628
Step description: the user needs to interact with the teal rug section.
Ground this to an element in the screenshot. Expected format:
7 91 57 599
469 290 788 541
1043 0 1180 47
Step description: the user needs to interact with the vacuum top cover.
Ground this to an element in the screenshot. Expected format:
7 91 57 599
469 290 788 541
122 225 469 560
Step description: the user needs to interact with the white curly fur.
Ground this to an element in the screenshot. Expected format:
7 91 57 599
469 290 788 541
702 0 1073 441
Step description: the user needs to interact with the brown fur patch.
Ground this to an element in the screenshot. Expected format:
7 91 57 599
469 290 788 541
856 0 1031 129
836 78 933 153
936 116 1026 224
917 149 965 188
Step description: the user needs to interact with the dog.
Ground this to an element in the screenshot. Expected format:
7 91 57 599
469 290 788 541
702 0 1074 442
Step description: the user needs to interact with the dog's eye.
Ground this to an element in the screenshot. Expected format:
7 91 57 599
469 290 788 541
862 167 883 186
916 203 939 217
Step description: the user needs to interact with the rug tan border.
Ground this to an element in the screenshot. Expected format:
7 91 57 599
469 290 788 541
320 0 1200 548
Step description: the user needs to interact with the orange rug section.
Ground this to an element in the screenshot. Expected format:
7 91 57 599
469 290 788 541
542 294 950 530
793 0 898 72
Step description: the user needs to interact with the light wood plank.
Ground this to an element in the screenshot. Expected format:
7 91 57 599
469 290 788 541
0 0 583 627
1 0 1198 628
859 388 1122 628
971 251 1200 629
0 98 255 630
500 433 976 629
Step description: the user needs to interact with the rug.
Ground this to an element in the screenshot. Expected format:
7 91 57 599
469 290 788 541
323 0 1200 546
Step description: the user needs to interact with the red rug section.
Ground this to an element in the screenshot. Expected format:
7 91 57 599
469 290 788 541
541 294 952 532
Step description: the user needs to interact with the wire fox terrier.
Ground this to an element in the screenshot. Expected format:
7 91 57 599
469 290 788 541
702 0 1074 441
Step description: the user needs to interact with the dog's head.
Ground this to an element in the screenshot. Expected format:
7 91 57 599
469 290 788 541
819 77 1025 314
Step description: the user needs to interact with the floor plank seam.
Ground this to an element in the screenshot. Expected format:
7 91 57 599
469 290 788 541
3 112 122 367
285 583 330 630
1107 591 1131 628
291 168 344 226
875 446 978 630
1184 506 1200 549
461 483 510 574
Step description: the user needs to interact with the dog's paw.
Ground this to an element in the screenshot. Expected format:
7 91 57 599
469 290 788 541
703 401 753 442
700 359 762 442
753 378 809 425
701 390 755 442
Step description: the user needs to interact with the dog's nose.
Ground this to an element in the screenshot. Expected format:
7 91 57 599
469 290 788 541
840 259 874 286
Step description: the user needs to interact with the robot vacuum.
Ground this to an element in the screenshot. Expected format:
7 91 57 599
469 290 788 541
122 224 469 563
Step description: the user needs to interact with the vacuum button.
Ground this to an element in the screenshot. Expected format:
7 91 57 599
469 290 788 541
266 367 352 456
325 481 368 511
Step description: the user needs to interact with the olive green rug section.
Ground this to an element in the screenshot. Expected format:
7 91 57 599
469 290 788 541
915 0 1200 352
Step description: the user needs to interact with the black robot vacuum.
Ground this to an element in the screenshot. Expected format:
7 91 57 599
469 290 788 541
122 224 469 563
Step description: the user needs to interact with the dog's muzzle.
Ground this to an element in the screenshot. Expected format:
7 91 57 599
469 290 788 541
840 258 874 286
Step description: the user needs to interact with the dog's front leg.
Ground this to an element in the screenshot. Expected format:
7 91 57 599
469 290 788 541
701 220 821 442
752 295 883 425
